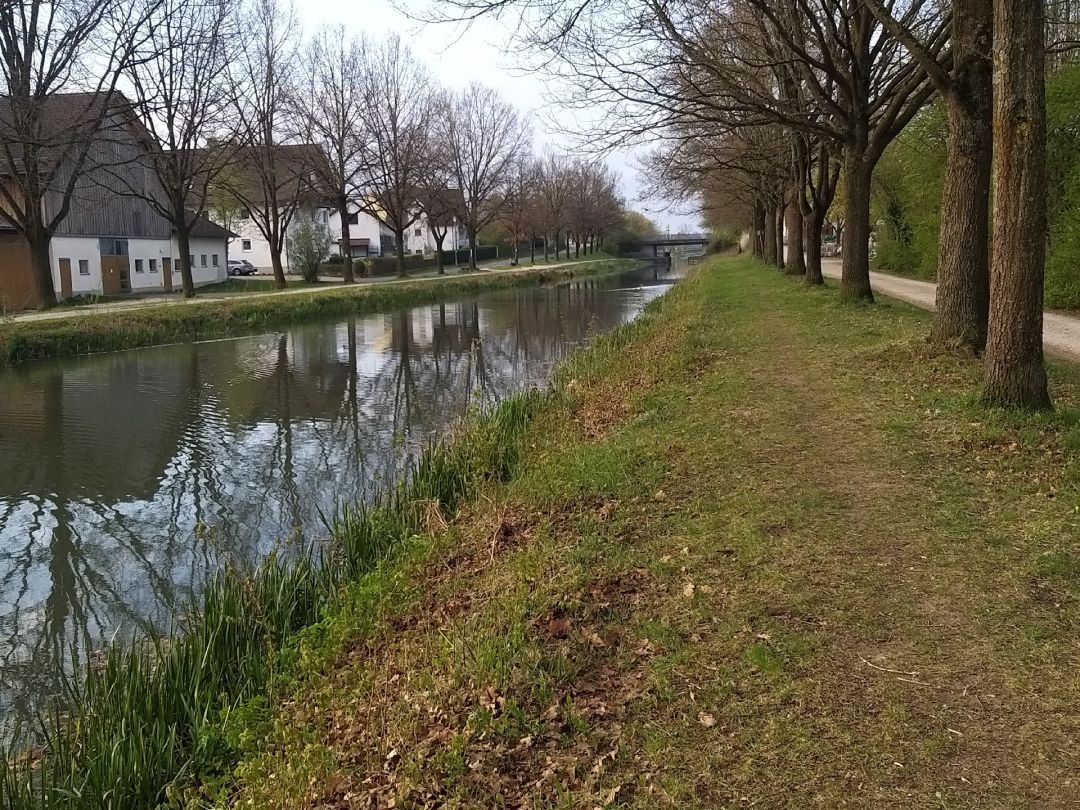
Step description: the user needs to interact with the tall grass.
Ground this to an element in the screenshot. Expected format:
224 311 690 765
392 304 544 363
0 391 544 808
0 260 637 368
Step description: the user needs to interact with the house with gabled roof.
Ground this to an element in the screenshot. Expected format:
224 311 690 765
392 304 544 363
0 93 233 311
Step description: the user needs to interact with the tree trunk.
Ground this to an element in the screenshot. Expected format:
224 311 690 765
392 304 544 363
804 211 825 285
930 0 993 353
840 143 875 301
435 232 446 275
530 234 536 264
543 235 549 262
786 193 807 276
775 200 786 271
396 227 408 277
983 0 1051 409
752 200 766 257
176 225 196 298
339 198 355 284
270 248 287 289
268 230 287 289
28 228 57 307
468 228 478 270
763 201 777 265
555 229 562 260
512 237 520 266
575 233 581 258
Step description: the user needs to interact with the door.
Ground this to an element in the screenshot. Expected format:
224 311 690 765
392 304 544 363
162 257 172 292
99 238 130 296
58 258 72 299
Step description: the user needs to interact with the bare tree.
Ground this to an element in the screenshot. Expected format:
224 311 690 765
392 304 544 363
221 0 302 289
355 35 432 278
983 0 1051 409
441 82 530 270
111 0 235 298
568 159 620 256
0 0 155 306
498 155 538 266
292 26 366 284
535 151 571 261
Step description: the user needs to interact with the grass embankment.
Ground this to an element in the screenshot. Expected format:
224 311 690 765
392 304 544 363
0 258 633 368
205 255 1080 808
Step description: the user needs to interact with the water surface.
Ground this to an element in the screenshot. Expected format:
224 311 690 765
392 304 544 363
0 261 680 728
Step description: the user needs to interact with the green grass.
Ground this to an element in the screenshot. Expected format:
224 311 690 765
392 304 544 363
0 258 637 368
196 277 322 294
199 255 1080 808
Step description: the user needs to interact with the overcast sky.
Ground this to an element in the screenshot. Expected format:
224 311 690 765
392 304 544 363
293 0 700 232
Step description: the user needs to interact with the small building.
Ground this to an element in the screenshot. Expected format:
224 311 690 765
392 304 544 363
49 214 232 300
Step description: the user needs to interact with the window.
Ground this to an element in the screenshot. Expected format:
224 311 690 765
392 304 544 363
189 255 195 268
200 254 207 267
347 212 358 225
414 228 422 237
211 254 219 266
78 259 89 275
242 239 252 252
98 238 128 256
149 258 158 273
134 259 144 273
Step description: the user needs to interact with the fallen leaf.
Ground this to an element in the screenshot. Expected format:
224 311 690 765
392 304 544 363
698 712 716 728
682 581 695 598
547 617 572 637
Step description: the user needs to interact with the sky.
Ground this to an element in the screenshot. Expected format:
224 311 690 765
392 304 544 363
293 0 701 232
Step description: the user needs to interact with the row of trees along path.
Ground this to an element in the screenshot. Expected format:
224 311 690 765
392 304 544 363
418 0 1070 410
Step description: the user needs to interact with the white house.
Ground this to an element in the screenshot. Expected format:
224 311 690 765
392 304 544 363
403 212 469 255
227 201 394 273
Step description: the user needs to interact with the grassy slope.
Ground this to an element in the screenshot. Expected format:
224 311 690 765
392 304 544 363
214 256 1080 809
0 258 630 368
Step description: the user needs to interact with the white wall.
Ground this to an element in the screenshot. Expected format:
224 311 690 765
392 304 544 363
49 236 102 296
49 234 228 298
326 204 384 258
127 238 173 292
407 213 468 254
231 218 281 273
175 236 229 286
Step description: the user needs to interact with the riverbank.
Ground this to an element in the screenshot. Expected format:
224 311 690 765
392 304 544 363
0 257 633 367
205 255 1079 807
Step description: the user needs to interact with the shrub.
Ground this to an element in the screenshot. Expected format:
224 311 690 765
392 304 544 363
287 219 334 283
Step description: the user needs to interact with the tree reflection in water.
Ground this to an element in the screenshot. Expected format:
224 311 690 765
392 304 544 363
0 262 680 733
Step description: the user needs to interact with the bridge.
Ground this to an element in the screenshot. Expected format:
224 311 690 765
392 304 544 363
640 233 710 258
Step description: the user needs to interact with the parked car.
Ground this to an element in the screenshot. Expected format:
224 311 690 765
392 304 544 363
227 259 257 276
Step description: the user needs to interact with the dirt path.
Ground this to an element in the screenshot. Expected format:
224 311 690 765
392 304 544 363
823 257 1080 361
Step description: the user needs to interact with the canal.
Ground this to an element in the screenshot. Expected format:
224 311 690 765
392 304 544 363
0 260 680 731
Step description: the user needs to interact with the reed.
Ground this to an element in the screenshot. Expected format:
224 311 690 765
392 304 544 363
0 389 545 808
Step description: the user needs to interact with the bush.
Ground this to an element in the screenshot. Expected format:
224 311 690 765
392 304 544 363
709 227 741 253
287 219 334 283
1046 166 1080 309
